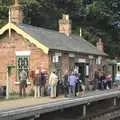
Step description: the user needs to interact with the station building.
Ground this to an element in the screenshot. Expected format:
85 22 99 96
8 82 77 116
0 1 107 93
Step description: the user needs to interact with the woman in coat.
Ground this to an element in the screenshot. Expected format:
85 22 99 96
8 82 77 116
49 71 58 98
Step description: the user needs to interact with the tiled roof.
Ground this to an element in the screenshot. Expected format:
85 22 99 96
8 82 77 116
18 24 106 56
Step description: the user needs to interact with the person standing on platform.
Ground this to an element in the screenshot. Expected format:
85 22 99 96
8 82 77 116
94 71 100 90
105 74 112 89
101 72 106 90
39 69 46 97
63 70 69 97
33 69 40 98
68 72 77 97
19 69 27 97
49 70 58 98
75 72 80 96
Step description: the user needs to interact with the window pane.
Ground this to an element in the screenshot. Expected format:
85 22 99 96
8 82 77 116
16 56 29 81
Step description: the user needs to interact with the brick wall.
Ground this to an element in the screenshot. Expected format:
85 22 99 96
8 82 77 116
0 31 49 93
61 53 69 75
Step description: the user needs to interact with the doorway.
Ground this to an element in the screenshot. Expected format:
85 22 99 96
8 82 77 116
75 63 85 84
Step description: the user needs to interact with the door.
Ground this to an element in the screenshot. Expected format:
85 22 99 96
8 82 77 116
75 63 85 83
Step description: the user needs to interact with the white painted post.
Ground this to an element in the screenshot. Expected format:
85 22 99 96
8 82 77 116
80 28 82 37
113 97 117 106
83 104 86 118
6 8 12 100
35 113 40 119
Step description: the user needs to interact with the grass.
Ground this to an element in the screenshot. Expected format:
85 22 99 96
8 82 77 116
0 91 34 101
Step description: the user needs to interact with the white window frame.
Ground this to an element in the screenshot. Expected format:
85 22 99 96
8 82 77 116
15 51 31 84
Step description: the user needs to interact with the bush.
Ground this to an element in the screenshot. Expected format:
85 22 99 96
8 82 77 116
10 91 19 96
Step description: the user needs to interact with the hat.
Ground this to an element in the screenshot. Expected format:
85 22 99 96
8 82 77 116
41 69 46 73
35 69 39 74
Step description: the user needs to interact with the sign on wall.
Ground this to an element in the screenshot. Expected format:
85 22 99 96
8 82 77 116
96 56 102 65
55 52 61 56
85 65 89 76
78 58 86 63
88 55 94 59
69 53 75 58
53 56 59 63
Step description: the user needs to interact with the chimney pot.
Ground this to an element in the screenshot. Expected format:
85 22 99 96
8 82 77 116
63 14 69 20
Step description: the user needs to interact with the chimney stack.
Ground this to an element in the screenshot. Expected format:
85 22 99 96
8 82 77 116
96 38 104 52
59 14 72 36
10 0 23 24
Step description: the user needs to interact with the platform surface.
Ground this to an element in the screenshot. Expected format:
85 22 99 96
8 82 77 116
0 89 120 120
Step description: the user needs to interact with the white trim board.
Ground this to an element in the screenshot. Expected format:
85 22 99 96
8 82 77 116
16 51 31 56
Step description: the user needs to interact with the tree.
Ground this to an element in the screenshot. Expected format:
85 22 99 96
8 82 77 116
0 0 120 58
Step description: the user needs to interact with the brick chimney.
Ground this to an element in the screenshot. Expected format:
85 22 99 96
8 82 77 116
59 14 72 36
10 0 23 24
96 38 104 52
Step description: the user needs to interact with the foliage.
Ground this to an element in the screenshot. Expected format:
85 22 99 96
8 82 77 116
0 0 120 58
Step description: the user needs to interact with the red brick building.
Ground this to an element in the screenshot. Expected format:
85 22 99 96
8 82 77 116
0 1 106 94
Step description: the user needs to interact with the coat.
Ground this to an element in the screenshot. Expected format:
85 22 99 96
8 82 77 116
33 74 40 86
49 72 58 86
68 74 77 86
63 74 69 87
40 73 46 86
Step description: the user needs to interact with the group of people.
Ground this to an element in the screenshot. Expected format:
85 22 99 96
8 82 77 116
33 69 46 98
19 68 84 98
19 68 112 98
94 71 112 90
19 68 46 98
63 71 85 97
48 70 85 98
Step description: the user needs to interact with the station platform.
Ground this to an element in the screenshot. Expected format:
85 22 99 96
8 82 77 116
0 96 65 111
0 89 119 111
0 89 120 120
